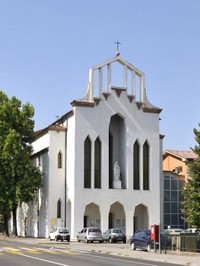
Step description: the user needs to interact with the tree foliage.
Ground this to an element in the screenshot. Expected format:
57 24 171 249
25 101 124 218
181 125 200 228
0 91 42 235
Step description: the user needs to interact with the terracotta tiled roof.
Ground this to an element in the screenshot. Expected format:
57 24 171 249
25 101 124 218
163 150 197 160
33 110 74 139
34 125 66 138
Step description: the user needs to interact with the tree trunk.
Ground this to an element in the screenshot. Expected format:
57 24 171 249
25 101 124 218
3 215 9 236
12 204 18 236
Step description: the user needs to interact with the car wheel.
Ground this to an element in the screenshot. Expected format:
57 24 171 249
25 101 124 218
77 237 80 242
55 236 58 241
123 240 126 243
109 238 113 243
85 237 89 243
147 244 151 252
131 242 136 250
99 240 103 243
67 237 70 242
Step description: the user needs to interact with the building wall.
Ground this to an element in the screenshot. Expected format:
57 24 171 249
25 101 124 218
48 130 66 233
163 155 188 178
15 57 162 240
163 171 185 229
68 88 161 238
16 150 49 237
162 152 195 229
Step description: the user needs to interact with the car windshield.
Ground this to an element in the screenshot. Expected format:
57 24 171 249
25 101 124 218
173 229 182 232
113 229 122 233
144 230 150 236
58 228 69 233
90 229 101 232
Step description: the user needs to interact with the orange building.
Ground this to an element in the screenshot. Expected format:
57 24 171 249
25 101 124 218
163 150 197 180
162 150 197 229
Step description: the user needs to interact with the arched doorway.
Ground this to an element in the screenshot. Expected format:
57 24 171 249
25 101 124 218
109 202 125 232
84 203 101 228
133 204 149 232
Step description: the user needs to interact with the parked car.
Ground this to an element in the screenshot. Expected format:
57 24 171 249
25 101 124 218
183 228 200 234
130 229 154 252
49 227 70 242
167 228 184 235
103 228 126 243
77 227 103 243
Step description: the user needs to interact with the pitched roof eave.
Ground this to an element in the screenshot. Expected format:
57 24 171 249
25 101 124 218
163 150 197 160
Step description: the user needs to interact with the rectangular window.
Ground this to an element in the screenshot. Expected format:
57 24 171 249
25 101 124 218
164 179 170 190
171 191 177 202
171 179 177 190
163 174 185 229
164 191 170 201
171 203 178 213
164 202 170 213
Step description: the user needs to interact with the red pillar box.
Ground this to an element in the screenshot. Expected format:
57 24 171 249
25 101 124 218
150 224 159 241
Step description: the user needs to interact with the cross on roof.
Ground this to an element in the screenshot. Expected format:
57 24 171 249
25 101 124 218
115 41 121 51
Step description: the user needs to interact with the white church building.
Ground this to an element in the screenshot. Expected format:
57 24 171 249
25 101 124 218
16 54 163 239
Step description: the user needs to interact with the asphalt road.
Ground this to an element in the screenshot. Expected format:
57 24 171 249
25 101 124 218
0 239 186 266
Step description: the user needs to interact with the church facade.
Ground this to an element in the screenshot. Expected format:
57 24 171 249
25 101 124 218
16 55 163 239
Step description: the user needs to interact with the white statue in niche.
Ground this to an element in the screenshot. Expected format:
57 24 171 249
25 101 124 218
114 161 120 181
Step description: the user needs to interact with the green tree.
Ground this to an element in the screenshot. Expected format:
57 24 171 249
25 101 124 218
0 91 42 236
181 125 200 228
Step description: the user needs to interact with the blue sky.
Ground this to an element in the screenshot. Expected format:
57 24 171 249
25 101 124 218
0 0 200 151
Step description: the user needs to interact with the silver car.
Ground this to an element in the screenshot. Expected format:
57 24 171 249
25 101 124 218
103 228 126 243
77 227 103 243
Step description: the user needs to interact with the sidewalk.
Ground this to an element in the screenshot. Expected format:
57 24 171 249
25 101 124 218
2 236 200 266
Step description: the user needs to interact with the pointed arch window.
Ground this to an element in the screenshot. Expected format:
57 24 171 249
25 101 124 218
94 137 101 188
84 136 91 188
133 140 140 190
143 141 149 190
57 199 61 218
58 151 62 168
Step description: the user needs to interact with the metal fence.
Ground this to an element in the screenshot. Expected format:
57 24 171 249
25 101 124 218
161 233 200 253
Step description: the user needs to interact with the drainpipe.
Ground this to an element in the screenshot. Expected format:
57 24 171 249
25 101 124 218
64 125 67 227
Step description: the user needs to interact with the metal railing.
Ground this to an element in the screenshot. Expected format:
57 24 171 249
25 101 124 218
161 233 200 253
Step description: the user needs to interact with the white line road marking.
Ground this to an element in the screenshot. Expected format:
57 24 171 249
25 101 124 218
20 253 70 266
79 252 159 266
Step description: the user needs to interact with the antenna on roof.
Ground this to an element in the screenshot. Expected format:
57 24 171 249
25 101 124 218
115 41 121 56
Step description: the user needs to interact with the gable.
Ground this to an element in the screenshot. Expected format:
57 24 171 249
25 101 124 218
71 55 162 114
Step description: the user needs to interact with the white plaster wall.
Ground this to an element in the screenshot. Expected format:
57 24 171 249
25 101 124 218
66 115 76 236
16 150 49 237
16 82 161 239
38 152 49 237
33 133 49 154
70 88 161 238
48 130 66 235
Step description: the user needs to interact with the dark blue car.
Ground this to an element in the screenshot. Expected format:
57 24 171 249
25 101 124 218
130 229 153 252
